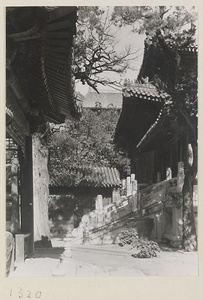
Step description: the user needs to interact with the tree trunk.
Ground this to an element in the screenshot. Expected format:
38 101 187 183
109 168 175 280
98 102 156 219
157 35 197 251
182 143 197 251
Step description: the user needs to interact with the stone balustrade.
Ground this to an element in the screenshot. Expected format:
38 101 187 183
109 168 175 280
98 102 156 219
139 177 178 210
69 162 187 248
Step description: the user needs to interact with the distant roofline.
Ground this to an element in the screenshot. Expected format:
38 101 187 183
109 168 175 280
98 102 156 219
87 88 122 94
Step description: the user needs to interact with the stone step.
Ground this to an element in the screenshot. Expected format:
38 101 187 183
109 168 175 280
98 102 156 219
71 244 132 256
84 213 143 243
89 212 141 234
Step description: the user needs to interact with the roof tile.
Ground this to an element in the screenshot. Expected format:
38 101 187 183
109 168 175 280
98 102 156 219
50 166 121 188
123 82 170 102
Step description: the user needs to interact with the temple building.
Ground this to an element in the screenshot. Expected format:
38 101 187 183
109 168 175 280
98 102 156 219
6 6 81 271
114 40 198 247
83 87 122 109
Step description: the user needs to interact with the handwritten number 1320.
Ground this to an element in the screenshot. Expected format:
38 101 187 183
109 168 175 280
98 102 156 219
10 288 42 298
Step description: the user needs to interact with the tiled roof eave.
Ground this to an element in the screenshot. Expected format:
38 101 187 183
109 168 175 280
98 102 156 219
43 7 82 120
122 83 169 103
50 166 121 188
166 41 198 53
8 7 81 123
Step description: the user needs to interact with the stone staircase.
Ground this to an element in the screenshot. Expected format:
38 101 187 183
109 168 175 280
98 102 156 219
70 174 151 245
71 209 151 246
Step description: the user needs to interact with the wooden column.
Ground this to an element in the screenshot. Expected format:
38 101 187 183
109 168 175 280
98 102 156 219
32 133 50 243
10 157 20 233
157 172 161 183
19 137 34 254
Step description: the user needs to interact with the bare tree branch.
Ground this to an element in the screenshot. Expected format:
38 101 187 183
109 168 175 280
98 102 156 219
73 7 138 91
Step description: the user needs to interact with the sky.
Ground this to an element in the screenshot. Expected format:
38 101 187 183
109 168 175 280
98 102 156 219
75 7 146 95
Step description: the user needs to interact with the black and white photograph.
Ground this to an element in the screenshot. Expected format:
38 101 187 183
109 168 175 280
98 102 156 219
5 4 199 282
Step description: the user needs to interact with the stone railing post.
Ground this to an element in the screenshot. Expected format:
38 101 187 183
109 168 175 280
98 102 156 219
96 194 104 228
130 173 135 182
131 175 138 213
121 179 126 196
126 176 132 197
166 167 172 180
112 188 121 204
95 194 103 212
83 228 90 245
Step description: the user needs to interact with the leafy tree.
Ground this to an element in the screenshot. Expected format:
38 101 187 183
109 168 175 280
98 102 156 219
112 6 198 251
48 108 130 187
73 6 138 92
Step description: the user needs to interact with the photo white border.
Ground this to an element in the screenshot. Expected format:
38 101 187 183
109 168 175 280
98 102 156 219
1 1 202 299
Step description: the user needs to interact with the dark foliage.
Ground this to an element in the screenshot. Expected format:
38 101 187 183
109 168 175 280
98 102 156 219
48 108 130 187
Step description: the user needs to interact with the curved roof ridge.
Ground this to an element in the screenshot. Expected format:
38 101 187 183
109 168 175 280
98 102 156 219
136 108 165 149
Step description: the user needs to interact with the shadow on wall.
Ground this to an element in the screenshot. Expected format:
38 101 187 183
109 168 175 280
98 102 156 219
34 236 52 248
138 218 154 238
48 194 95 238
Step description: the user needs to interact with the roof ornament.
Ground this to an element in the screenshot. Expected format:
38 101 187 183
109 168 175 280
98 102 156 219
141 76 149 84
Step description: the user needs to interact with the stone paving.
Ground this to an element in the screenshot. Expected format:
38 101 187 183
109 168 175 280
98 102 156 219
9 244 198 277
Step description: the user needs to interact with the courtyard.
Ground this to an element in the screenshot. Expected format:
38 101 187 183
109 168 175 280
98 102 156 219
9 241 198 277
